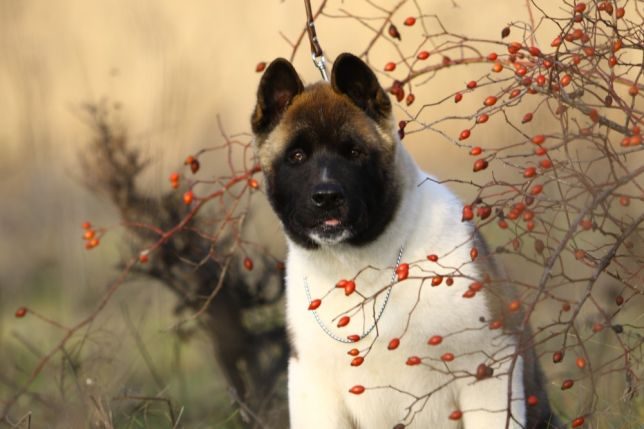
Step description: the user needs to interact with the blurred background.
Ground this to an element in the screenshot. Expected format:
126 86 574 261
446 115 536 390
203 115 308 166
1 0 641 428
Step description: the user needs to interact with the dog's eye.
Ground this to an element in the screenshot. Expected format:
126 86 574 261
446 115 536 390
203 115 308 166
287 148 307 164
349 148 361 159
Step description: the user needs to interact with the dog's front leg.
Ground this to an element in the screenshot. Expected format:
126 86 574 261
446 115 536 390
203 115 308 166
458 356 526 429
288 357 354 429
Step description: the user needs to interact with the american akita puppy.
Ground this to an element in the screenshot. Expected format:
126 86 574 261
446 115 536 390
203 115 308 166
251 53 559 429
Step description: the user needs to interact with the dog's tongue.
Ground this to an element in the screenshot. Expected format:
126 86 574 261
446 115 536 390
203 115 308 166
324 218 341 227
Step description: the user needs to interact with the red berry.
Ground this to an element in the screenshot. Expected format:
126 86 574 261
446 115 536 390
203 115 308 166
459 129 471 140
629 85 639 96
449 410 463 420
404 16 416 26
580 219 592 230
571 417 585 428
384 62 396 72
388 338 400 350
507 42 522 54
540 159 552 169
431 276 443 286
462 205 474 221
348 348 359 356
535 146 547 156
349 385 365 395
492 62 503 73
561 379 574 390
487 52 498 61
428 335 443 346
469 282 483 292
255 62 266 73
473 158 488 172
396 263 409 281
388 24 401 40
308 299 322 310
470 146 482 156
417 51 430 60
483 96 497 106
351 356 365 367
551 35 562 47
462 289 476 298
531 135 546 145
427 254 438 262
522 113 533 123
338 316 351 327
527 395 539 406
83 230 96 240
466 80 477 89
243 257 254 271
15 307 27 318
524 167 537 178
498 219 508 229
615 295 624 306
248 178 260 189
530 184 543 195
619 196 630 206
489 320 502 330
445 277 454 286
347 334 361 342
441 352 455 362
344 281 356 296
476 114 489 124
616 7 625 18
454 92 463 103
560 74 572 87
82 221 92 230
470 247 479 261
509 88 521 99
139 252 149 263
406 356 422 366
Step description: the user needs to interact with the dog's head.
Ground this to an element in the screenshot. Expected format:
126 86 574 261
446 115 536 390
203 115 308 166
251 53 401 249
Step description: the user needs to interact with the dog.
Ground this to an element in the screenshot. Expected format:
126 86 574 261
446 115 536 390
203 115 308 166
251 53 559 429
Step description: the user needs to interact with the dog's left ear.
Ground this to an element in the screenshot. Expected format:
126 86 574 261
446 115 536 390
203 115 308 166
331 53 392 125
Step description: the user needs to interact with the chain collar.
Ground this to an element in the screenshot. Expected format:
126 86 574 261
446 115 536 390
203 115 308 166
303 245 405 344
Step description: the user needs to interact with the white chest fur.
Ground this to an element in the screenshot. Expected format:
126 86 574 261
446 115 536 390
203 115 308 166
284 160 526 429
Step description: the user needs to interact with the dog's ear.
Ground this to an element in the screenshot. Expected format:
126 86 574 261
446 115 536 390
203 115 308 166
251 58 304 135
331 53 392 124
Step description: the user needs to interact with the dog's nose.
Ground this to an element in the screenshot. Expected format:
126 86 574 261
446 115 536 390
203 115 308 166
311 183 345 208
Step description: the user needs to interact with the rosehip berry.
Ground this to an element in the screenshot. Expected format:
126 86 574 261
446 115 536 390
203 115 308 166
473 159 488 172
384 62 396 72
483 96 497 106
508 300 521 312
571 417 585 428
348 348 359 356
441 352 455 362
427 254 438 262
561 379 574 390
388 338 400 350
417 51 430 60
406 356 422 365
527 395 539 406
255 62 266 73
553 351 564 363
243 257 254 271
338 316 351 327
454 92 463 103
449 410 463 420
15 307 27 318
351 356 364 367
428 335 443 345
349 385 365 395
404 16 416 26
576 357 587 369
308 299 321 310
459 129 471 140
470 146 482 156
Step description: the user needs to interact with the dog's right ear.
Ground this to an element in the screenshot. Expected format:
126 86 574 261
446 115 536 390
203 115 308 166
251 58 304 135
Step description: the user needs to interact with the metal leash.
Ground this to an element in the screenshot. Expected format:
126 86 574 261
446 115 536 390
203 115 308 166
304 0 329 81
303 245 405 344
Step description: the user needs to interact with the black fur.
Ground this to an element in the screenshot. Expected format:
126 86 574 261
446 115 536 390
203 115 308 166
267 127 400 249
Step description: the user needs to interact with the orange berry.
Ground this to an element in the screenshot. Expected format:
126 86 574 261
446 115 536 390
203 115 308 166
139 252 149 263
470 146 482 156
492 62 503 73
248 178 259 189
489 320 502 330
396 263 409 281
82 221 92 230
462 205 474 221
629 85 639 97
384 62 396 72
83 230 96 240
576 357 587 369
508 300 521 312
183 190 194 205
348 348 359 356
531 134 546 145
